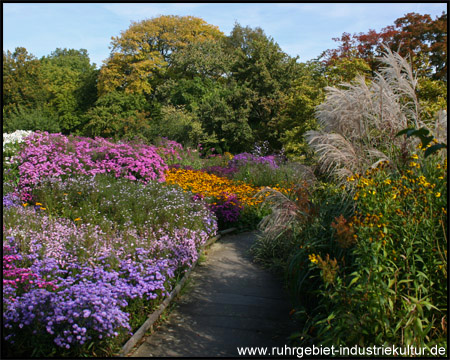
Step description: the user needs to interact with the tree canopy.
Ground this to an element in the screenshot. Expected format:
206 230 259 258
97 15 224 95
321 12 447 81
3 12 447 159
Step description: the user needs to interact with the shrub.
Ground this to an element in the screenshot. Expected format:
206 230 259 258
208 193 242 229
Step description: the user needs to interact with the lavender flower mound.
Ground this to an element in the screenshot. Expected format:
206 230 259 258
3 188 218 354
14 131 168 201
229 152 280 169
201 165 239 179
3 193 20 209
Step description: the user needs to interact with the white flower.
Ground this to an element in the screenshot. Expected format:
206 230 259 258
3 130 34 150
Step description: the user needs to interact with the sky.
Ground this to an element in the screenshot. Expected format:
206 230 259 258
3 2 447 68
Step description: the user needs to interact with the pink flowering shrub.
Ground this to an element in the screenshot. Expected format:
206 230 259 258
15 131 168 200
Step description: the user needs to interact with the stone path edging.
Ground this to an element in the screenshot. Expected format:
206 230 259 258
118 227 236 357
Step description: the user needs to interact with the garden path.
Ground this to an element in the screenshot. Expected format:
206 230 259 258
130 231 295 357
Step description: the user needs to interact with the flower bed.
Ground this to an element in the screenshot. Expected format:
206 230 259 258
3 132 218 357
14 131 168 201
165 168 278 207
3 177 217 356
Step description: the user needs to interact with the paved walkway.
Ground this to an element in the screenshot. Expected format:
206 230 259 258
130 231 296 357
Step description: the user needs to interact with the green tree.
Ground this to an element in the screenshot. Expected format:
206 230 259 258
227 23 299 150
279 61 327 161
169 38 232 80
98 15 224 95
3 47 48 118
322 57 372 85
40 48 98 134
150 104 213 147
83 91 152 141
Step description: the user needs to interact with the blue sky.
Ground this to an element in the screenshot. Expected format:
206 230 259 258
3 3 447 68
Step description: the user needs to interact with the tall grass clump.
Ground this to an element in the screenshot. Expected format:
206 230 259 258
305 47 445 182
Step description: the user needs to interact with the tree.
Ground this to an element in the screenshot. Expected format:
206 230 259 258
97 15 224 95
82 91 151 141
3 47 48 116
169 38 232 80
279 61 327 160
40 48 98 133
321 12 447 80
227 23 299 150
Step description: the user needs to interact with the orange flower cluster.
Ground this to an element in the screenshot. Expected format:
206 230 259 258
331 214 356 248
164 168 286 207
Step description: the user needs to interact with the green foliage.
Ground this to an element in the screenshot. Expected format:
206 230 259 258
30 173 207 234
227 23 299 150
232 161 315 189
279 61 327 161
195 80 254 153
323 57 372 85
3 47 48 116
282 155 447 349
170 38 232 80
83 91 152 141
3 105 60 133
396 127 447 157
40 48 98 134
416 77 447 122
150 104 211 147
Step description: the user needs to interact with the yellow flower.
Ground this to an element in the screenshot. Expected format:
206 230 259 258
40 207 46 210
74 218 81 221
384 179 392 185
308 254 318 264
435 192 441 198
22 203 29 207
410 154 419 160
35 202 43 206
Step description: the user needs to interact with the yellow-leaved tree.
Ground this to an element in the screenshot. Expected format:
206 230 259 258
97 15 224 95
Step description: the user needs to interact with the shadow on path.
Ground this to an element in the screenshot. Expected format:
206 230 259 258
131 231 296 357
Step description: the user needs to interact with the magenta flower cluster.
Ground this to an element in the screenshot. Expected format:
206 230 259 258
15 131 168 200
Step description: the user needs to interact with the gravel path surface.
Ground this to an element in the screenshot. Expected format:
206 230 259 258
130 231 295 357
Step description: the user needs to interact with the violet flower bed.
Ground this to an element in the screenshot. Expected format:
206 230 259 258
3 190 217 356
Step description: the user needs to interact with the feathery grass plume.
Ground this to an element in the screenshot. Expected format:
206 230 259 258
305 46 443 182
257 187 302 241
251 186 304 270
